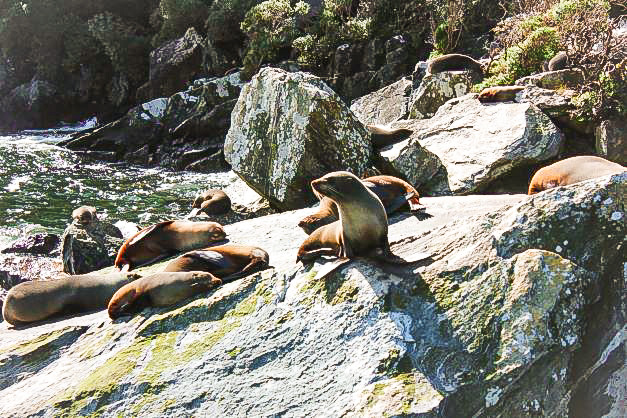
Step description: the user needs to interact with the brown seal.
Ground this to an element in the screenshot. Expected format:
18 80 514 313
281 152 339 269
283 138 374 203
162 245 270 281
72 206 98 225
107 271 222 319
477 86 526 103
189 189 231 217
366 124 413 149
543 51 569 72
296 171 407 263
528 156 626 194
114 220 226 271
2 272 140 326
426 54 483 75
298 175 422 235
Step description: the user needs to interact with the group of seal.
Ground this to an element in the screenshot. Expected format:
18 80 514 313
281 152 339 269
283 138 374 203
297 171 421 264
298 174 422 234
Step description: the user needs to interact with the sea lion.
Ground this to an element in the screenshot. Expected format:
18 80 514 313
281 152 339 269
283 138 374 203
426 54 483 75
162 245 270 281
366 124 413 149
477 86 526 103
528 156 626 194
296 171 406 263
543 51 569 72
72 206 98 225
107 271 222 319
298 175 422 235
2 272 140 326
114 220 226 271
189 189 231 217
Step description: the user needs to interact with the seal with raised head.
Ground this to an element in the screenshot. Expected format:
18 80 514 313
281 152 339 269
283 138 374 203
114 220 226 271
2 272 140 326
543 51 569 72
426 54 483 75
107 271 222 319
528 156 626 194
298 175 422 234
189 189 231 217
162 244 270 281
366 124 413 149
72 206 98 225
477 86 526 103
297 171 409 263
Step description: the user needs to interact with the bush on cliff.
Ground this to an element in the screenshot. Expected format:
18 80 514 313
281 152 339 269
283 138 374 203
152 0 212 47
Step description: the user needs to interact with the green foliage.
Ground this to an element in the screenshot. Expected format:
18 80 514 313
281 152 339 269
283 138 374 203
240 0 309 79
153 0 211 47
87 12 151 83
206 0 264 44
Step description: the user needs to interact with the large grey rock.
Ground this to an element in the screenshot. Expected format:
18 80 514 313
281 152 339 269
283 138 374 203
350 77 412 125
224 68 373 210
0 173 624 417
0 79 64 132
60 217 124 275
409 71 481 119
1 233 60 256
380 94 564 195
595 119 626 165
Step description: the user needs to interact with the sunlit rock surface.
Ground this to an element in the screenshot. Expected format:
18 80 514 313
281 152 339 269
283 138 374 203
0 173 624 417
224 68 372 210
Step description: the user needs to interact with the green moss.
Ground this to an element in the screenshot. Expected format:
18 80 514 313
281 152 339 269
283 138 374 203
275 310 294 324
227 347 242 358
0 328 74 358
161 398 177 412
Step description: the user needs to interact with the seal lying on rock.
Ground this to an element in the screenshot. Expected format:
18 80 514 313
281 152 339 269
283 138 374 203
189 189 231 217
366 124 413 149
528 156 626 194
297 171 423 264
107 271 222 319
114 220 226 271
299 175 422 234
426 53 483 75
477 86 526 103
162 245 270 281
2 272 140 326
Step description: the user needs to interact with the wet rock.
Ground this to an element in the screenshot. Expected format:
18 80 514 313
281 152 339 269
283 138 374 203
516 69 584 90
379 94 564 195
595 119 626 165
350 77 412 125
1 233 60 256
408 71 481 119
224 68 372 210
60 216 124 275
0 174 623 417
140 27 205 102
61 73 243 172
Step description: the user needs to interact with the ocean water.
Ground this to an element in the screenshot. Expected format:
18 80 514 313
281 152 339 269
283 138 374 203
0 123 233 249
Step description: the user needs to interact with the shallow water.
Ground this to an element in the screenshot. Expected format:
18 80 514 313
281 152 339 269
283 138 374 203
0 126 233 248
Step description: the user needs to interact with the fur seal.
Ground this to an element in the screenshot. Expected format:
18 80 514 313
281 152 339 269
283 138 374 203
426 54 483 75
366 124 413 149
2 272 140 326
299 175 422 234
189 189 231 217
477 86 526 103
114 220 226 271
528 156 626 194
296 171 407 263
107 271 222 319
543 51 569 72
72 206 98 225
162 245 270 281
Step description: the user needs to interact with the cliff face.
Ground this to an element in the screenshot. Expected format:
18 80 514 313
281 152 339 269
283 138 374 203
1 173 624 417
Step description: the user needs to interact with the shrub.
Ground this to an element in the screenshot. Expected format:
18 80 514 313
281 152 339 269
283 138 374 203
152 0 211 47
